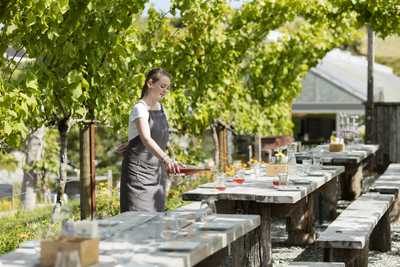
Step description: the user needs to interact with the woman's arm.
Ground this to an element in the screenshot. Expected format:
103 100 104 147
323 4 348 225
135 118 179 173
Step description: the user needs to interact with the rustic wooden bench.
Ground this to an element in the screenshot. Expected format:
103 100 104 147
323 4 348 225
289 262 345 267
317 192 394 267
370 163 400 222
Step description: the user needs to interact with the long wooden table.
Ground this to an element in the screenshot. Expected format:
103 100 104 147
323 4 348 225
0 211 260 267
296 144 379 200
182 166 344 267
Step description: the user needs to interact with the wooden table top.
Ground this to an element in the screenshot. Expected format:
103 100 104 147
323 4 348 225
296 144 379 164
183 166 344 204
0 211 260 267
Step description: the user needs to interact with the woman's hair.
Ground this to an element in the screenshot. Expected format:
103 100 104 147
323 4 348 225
141 68 171 98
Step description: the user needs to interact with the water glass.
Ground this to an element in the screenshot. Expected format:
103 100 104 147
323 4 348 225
278 172 288 186
302 159 312 174
200 198 217 222
74 220 98 239
215 173 226 191
252 163 261 179
160 215 180 241
55 250 81 267
272 176 280 187
312 151 322 168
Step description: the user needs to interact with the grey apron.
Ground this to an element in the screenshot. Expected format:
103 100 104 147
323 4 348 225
120 106 169 213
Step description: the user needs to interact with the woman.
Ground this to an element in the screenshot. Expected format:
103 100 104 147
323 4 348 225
119 68 180 212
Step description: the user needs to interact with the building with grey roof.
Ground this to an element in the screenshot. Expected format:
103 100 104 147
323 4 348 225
292 48 400 143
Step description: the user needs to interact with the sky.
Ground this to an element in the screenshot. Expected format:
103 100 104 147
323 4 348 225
143 0 249 16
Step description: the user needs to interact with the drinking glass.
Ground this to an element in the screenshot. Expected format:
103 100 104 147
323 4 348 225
278 172 288 186
272 176 280 187
200 198 217 222
302 159 312 175
312 151 322 169
250 163 258 179
55 250 81 267
74 220 98 239
215 173 226 191
233 175 245 184
160 215 180 241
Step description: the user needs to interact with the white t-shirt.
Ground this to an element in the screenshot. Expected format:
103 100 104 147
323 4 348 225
128 100 162 141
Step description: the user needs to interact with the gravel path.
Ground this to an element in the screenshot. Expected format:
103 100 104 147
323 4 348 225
271 221 400 266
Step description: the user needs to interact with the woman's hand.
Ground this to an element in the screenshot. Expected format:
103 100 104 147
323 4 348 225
116 142 128 155
163 157 181 174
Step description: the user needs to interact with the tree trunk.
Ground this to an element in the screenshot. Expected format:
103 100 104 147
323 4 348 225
211 123 220 171
21 127 46 210
365 26 375 144
56 118 69 204
255 135 262 161
80 122 96 219
80 125 91 219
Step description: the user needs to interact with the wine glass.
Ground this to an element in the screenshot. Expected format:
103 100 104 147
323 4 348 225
215 173 226 191
233 169 246 184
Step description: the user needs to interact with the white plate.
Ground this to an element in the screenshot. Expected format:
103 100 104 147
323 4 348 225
197 221 235 231
98 220 123 227
291 179 312 184
321 166 338 170
307 171 325 176
275 186 302 191
158 241 201 251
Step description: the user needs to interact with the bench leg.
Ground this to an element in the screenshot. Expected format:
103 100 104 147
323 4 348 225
323 246 368 267
389 194 400 223
370 209 391 252
287 195 315 245
216 200 272 267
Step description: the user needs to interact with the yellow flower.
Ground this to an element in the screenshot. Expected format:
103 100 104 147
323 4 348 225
276 151 285 158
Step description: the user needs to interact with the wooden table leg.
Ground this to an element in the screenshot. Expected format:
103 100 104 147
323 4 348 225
195 246 229 267
216 200 272 267
286 195 315 246
319 177 338 223
339 163 363 201
351 165 363 199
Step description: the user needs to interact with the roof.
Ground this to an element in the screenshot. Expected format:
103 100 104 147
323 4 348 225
3 47 34 63
312 49 400 103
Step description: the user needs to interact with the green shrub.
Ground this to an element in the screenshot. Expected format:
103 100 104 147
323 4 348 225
166 174 213 210
0 201 81 256
0 207 52 255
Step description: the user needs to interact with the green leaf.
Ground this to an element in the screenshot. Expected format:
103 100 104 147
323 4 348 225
71 83 82 99
59 0 70 14
3 124 12 135
26 78 38 90
67 70 81 84
81 78 90 90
